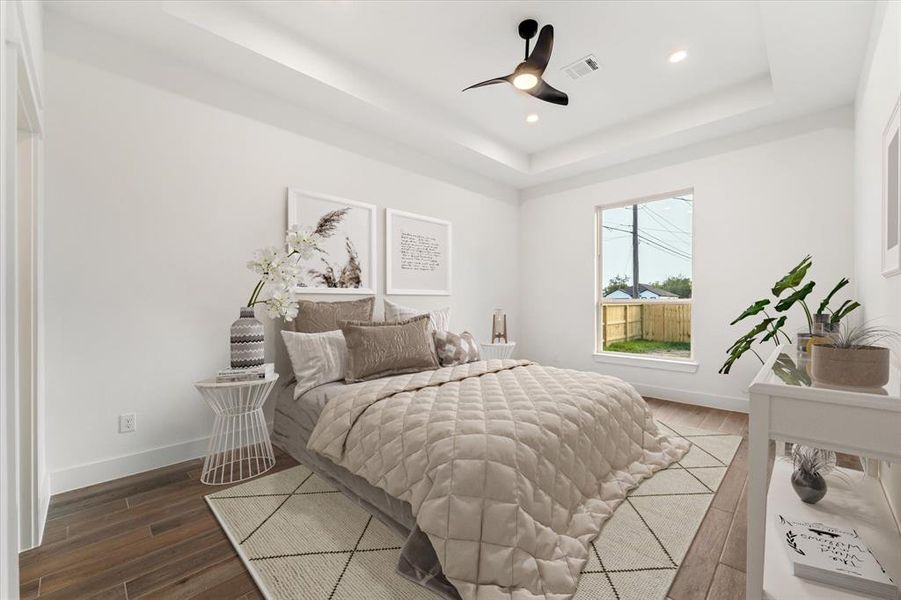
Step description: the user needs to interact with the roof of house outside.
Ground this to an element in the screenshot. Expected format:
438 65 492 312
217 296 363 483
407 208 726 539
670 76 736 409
604 283 680 299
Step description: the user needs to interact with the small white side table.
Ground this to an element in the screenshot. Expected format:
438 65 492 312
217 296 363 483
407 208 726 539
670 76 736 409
481 342 516 360
747 346 901 600
194 374 279 485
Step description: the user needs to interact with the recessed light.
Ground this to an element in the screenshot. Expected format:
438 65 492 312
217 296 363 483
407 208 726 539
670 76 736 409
526 113 539 123
669 50 688 64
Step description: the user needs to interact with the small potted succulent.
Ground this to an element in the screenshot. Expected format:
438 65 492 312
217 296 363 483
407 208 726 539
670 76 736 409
788 445 835 504
810 322 898 389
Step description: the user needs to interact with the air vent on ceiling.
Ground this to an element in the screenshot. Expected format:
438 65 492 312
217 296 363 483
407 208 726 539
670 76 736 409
561 54 600 80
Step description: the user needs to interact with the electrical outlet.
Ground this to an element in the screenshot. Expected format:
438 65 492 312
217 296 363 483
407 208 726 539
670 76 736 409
119 413 136 434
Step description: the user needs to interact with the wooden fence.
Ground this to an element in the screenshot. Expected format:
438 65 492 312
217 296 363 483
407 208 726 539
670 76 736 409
601 302 691 345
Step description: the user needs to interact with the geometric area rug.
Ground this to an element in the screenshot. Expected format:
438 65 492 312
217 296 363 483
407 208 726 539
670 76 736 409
205 422 742 600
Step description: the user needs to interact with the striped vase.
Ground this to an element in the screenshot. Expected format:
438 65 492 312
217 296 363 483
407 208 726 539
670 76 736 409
230 307 265 368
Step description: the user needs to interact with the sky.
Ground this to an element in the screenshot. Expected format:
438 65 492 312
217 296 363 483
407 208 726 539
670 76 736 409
601 194 692 288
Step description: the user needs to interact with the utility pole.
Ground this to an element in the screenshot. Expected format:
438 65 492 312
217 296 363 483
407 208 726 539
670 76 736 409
632 204 639 300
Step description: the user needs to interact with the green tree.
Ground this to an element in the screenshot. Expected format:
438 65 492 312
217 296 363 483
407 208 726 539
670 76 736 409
603 274 631 297
650 275 692 298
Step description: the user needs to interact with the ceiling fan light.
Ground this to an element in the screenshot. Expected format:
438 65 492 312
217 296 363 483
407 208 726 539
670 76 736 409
669 50 688 64
526 113 539 123
512 73 539 90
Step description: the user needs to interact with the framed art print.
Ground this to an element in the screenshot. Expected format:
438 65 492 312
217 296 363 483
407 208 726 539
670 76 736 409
883 97 901 277
386 209 452 295
287 189 376 294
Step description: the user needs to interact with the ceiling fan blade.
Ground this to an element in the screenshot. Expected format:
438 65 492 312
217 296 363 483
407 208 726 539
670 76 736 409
462 75 512 92
524 24 554 75
529 79 569 106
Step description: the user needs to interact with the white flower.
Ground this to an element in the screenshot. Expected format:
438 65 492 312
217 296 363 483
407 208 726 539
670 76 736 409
269 258 301 288
246 247 282 276
265 287 299 321
286 225 321 260
247 247 302 287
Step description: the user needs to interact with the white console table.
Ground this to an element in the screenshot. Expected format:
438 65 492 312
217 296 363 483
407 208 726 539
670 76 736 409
747 346 901 600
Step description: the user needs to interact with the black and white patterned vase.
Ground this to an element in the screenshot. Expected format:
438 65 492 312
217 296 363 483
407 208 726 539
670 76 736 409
230 307 265 368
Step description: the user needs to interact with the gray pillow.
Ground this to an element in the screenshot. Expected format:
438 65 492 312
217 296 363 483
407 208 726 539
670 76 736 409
292 297 374 333
341 314 439 382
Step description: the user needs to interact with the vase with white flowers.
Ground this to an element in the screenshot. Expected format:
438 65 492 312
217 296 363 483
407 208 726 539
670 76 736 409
229 209 349 368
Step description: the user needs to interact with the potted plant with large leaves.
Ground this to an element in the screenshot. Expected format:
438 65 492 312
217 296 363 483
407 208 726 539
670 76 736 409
720 256 860 374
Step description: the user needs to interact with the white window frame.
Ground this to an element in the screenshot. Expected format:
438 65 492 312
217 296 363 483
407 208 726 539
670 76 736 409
593 189 698 373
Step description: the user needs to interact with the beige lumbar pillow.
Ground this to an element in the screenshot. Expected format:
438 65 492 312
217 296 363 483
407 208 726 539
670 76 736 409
383 299 450 331
280 330 347 398
292 297 374 333
433 330 481 367
341 314 439 382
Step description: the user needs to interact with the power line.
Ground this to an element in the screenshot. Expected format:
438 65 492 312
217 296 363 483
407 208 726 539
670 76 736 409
639 228 692 253
640 237 692 261
640 226 690 234
602 225 689 258
641 205 690 235
637 207 692 253
601 225 691 260
637 226 692 248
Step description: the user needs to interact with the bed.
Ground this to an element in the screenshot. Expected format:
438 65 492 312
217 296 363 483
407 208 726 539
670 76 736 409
272 358 689 600
271 376 458 596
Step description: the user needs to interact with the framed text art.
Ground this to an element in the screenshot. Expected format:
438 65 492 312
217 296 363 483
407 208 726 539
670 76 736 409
386 209 452 295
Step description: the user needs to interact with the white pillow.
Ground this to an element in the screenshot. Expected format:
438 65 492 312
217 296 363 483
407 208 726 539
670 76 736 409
280 330 347 399
383 299 450 331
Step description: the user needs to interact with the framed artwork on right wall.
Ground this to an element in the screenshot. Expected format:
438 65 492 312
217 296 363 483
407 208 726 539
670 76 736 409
883 96 901 277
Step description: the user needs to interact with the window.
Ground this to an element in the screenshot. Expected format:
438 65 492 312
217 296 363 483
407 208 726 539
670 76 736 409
596 191 693 361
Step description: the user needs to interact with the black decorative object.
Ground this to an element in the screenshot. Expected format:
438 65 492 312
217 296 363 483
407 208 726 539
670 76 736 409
462 19 569 106
788 445 836 505
791 469 827 504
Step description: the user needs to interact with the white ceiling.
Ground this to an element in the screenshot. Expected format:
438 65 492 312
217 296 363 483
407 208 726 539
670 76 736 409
45 0 875 192
245 1 771 154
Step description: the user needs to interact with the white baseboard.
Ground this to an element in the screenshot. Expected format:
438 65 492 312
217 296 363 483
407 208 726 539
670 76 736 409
634 383 749 414
20 472 53 552
37 471 51 545
51 420 276 494
50 435 210 494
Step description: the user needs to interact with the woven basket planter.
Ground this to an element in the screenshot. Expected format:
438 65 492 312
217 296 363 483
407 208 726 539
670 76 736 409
810 344 890 388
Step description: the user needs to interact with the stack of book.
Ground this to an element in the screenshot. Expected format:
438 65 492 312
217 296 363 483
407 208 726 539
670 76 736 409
216 363 275 383
777 514 899 599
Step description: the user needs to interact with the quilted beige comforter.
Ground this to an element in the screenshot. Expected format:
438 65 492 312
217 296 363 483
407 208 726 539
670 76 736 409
308 359 690 599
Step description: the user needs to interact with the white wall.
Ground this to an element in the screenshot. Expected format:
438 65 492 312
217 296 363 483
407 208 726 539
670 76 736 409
853 1 900 524
519 126 855 411
43 51 520 492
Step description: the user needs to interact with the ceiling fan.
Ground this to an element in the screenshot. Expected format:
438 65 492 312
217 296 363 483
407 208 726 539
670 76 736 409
462 19 569 106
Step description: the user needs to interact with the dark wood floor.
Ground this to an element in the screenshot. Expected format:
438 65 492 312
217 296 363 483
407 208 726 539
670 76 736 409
18 398 857 599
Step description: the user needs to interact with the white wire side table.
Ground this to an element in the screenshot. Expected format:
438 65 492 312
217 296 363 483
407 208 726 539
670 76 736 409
194 374 279 485
480 342 516 360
